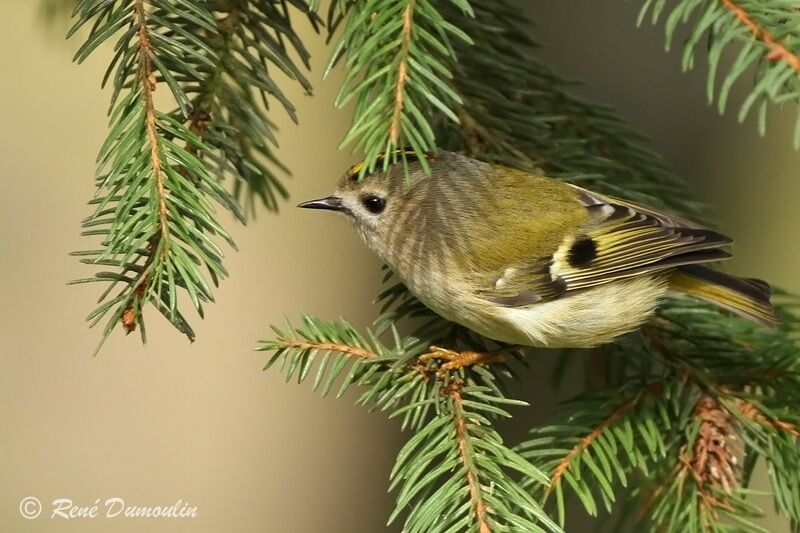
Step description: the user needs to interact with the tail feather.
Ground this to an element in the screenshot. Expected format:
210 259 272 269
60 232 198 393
669 265 779 326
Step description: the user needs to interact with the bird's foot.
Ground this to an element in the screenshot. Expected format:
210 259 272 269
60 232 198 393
418 345 511 377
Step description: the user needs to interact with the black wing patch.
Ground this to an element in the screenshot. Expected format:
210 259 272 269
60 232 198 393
567 237 598 268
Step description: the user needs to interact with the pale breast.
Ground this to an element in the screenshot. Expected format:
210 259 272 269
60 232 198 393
488 275 669 348
395 269 666 349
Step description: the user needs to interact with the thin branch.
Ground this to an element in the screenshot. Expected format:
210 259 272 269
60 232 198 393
549 383 664 490
121 0 169 334
389 0 415 144
277 340 377 359
720 0 800 72
450 382 492 533
184 8 239 159
134 0 169 246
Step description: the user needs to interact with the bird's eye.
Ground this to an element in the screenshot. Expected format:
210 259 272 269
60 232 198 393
361 195 386 214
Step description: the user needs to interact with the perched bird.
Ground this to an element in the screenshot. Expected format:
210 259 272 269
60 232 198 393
299 150 777 353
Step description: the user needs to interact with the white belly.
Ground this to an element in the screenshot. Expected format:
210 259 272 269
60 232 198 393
465 276 668 348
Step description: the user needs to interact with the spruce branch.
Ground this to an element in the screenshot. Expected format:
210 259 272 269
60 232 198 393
637 313 800 529
68 0 315 350
639 0 800 147
720 0 800 72
389 381 558 533
274 339 378 360
117 0 183 334
181 0 317 214
737 399 800 439
69 0 231 349
388 0 414 145
259 315 386 396
451 384 492 533
326 0 474 174
133 0 170 282
730 398 800 526
547 382 666 494
259 316 559 532
518 381 676 525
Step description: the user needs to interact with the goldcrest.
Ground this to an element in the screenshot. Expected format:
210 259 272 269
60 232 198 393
299 150 777 348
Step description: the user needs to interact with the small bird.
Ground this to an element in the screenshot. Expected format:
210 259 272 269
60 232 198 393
299 150 777 358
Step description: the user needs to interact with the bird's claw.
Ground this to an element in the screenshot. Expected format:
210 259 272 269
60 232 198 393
419 345 507 376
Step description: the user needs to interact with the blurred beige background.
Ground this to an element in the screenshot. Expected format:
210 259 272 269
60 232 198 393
0 1 796 532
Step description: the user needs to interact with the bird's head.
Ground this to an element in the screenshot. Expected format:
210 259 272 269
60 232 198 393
298 150 440 255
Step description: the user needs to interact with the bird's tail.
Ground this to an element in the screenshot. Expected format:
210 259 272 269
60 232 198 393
669 265 779 326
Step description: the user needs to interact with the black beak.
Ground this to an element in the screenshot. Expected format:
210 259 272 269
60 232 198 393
297 196 344 211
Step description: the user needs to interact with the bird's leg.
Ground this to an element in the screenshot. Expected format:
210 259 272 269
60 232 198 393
419 345 520 375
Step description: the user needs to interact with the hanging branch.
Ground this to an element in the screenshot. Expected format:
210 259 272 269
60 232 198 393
69 0 229 349
68 0 314 351
181 0 316 214
387 0 414 145
325 0 473 174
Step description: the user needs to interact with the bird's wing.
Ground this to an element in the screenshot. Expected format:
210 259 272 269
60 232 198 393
480 185 733 307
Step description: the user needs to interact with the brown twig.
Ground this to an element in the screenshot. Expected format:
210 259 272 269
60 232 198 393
549 382 664 490
388 0 415 144
450 382 492 533
134 0 169 246
121 0 171 334
121 4 244 334
720 0 800 72
279 340 377 360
